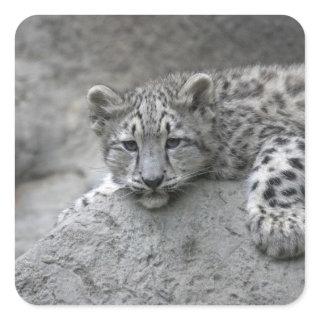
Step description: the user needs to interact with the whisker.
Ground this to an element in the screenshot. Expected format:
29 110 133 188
178 168 214 181
178 165 213 180
86 166 107 170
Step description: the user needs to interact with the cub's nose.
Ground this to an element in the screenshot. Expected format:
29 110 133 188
142 175 164 189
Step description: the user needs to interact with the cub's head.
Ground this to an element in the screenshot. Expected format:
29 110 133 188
87 73 216 209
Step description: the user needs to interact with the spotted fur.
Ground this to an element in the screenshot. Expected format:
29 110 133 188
73 64 304 259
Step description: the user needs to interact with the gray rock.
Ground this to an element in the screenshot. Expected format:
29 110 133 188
15 172 89 257
15 179 304 305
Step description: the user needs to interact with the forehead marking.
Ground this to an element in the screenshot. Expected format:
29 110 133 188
133 95 142 108
127 88 178 136
166 122 171 134
131 124 136 136
128 110 145 134
175 121 182 129
157 110 168 133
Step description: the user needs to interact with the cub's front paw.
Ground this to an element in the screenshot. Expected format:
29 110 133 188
247 207 305 258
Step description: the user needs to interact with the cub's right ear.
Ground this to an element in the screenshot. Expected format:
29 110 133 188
87 85 124 136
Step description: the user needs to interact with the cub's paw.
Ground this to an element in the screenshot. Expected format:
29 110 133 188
74 190 99 211
246 206 305 258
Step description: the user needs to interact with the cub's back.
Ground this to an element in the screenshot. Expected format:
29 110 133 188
218 65 304 127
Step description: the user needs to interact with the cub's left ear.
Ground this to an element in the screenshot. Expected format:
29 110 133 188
177 73 214 110
87 84 124 136
87 84 123 109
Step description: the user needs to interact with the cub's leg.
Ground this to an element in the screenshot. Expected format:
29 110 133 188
58 174 120 223
246 135 305 258
74 174 120 210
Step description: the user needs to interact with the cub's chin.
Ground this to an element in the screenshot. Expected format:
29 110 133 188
137 192 169 209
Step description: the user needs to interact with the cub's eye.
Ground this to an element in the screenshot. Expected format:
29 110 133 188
122 140 138 152
166 138 181 149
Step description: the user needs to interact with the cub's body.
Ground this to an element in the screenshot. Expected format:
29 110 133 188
66 65 305 259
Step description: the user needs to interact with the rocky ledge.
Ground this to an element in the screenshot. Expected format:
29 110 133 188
15 179 304 305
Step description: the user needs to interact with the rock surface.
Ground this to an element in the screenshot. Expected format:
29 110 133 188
15 179 304 305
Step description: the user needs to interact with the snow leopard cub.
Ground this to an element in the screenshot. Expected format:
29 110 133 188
74 65 305 259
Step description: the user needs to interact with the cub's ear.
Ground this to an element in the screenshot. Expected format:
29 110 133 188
87 85 123 107
87 85 124 136
177 73 214 111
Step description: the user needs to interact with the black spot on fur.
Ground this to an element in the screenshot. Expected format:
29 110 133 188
219 160 228 167
297 141 305 151
82 197 88 207
269 199 277 207
288 158 304 170
251 181 259 191
285 76 304 97
268 177 282 186
260 69 277 81
241 143 248 150
158 110 167 123
259 126 284 139
273 92 286 109
277 110 290 118
225 109 234 117
131 124 136 135
281 188 297 196
222 81 230 90
242 128 254 137
252 82 264 97
96 191 107 198
231 71 241 79
260 207 266 214
300 185 305 196
278 202 291 208
296 100 305 109
166 122 171 134
281 170 297 180
136 111 143 119
263 187 275 200
274 137 289 145
236 164 247 171
263 148 276 155
262 155 271 164
175 122 182 129
257 216 265 230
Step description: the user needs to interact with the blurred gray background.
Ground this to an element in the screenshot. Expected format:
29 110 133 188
15 15 304 258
